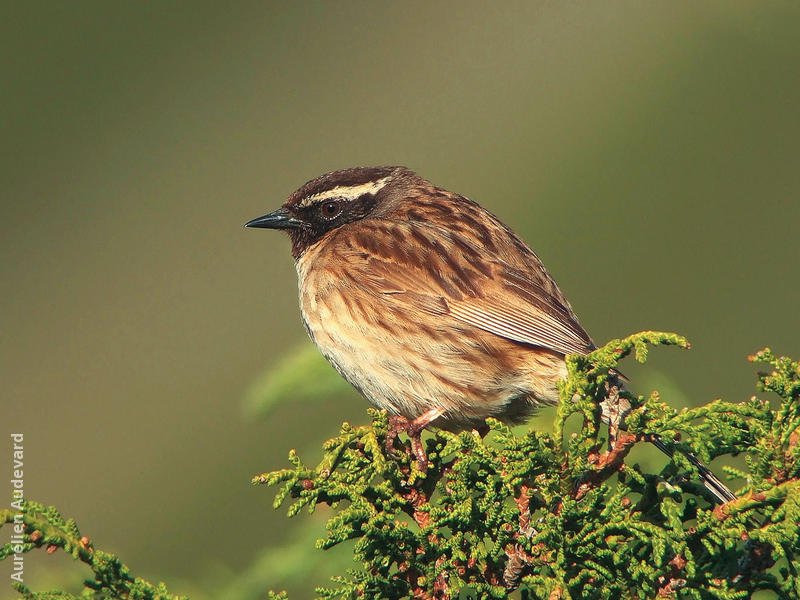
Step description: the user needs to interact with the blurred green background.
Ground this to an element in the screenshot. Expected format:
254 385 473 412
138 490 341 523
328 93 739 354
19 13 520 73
2 1 799 597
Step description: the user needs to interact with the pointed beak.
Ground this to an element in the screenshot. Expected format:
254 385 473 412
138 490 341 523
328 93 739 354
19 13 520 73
244 208 304 230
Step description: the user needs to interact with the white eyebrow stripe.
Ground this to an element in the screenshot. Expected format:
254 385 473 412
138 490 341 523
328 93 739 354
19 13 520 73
298 177 392 208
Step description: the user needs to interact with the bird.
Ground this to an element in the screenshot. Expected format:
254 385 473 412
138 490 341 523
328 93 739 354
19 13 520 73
245 166 735 504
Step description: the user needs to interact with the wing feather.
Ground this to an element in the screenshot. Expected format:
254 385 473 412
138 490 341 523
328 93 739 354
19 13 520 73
447 293 593 356
337 218 595 357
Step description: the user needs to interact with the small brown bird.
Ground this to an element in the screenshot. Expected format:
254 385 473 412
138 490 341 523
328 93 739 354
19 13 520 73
246 166 734 503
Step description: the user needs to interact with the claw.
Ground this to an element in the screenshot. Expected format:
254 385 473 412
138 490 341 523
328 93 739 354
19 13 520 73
383 408 444 470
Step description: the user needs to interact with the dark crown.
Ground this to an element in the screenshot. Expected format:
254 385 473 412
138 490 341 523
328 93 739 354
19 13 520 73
287 166 412 207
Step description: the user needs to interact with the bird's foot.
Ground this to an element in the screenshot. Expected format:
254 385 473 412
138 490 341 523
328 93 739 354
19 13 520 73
385 409 443 470
386 415 427 469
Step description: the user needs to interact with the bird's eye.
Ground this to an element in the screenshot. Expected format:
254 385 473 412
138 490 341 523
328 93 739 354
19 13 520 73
320 201 342 220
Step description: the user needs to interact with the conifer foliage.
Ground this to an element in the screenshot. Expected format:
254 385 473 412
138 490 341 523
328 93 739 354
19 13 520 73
0 500 183 599
2 332 799 599
255 333 799 599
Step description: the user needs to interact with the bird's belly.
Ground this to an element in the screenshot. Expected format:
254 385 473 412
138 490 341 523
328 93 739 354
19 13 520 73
297 281 566 429
299 293 442 419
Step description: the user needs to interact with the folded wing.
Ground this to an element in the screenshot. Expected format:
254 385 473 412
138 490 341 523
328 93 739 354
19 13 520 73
339 218 595 357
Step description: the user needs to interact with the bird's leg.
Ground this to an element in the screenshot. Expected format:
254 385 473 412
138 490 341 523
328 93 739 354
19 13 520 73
408 408 444 469
385 408 443 470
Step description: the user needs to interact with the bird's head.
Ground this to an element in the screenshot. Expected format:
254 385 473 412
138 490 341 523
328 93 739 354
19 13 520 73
245 166 413 258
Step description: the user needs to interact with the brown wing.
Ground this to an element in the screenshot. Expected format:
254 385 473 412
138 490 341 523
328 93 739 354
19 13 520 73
331 215 595 357
445 265 595 356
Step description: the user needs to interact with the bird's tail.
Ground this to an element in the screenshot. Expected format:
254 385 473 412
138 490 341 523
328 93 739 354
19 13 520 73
649 436 737 504
599 390 735 505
